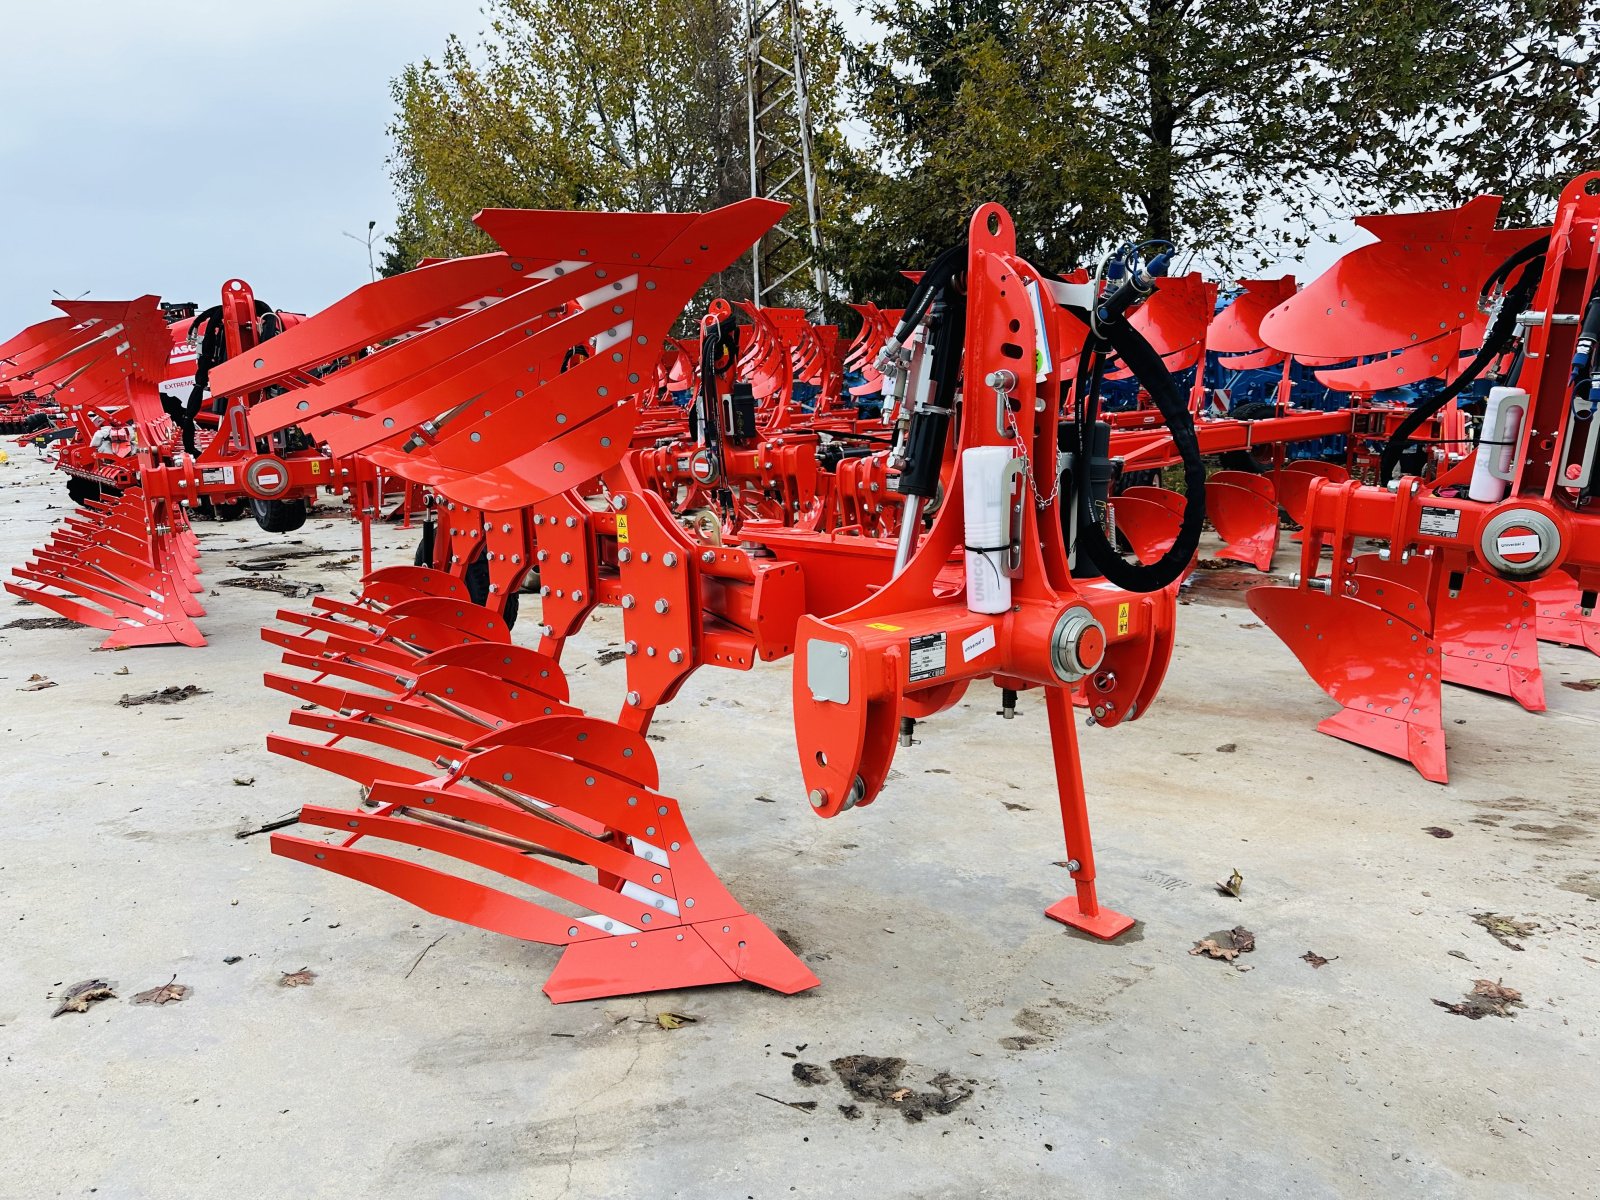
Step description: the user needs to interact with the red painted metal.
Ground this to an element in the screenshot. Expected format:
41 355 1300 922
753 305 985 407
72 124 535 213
1252 173 1600 781
1205 470 1280 571
245 198 1199 999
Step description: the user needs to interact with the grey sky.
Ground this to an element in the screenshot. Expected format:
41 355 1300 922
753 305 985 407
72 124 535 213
0 0 480 334
0 2 1359 339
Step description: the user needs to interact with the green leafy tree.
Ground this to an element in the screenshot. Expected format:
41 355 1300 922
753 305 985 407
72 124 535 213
384 0 752 287
836 0 1600 295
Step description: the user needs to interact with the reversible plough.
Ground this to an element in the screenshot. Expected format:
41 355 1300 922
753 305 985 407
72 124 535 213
2 283 397 646
10 174 1598 1001
195 199 1207 1001
1247 173 1600 781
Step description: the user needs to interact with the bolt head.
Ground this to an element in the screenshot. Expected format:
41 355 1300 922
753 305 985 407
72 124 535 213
808 789 827 809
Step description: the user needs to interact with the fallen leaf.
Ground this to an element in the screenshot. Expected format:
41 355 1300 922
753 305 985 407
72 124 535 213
132 977 190 1006
1215 743 1237 754
1561 679 1600 692
1472 912 1538 952
19 675 56 692
1301 951 1336 968
1433 978 1524 1019
52 978 116 1017
890 1088 913 1102
113 666 129 676
656 1012 696 1030
1240 622 1263 630
278 968 316 988
223 956 242 965
1001 801 1031 812
233 777 255 787
1191 926 1256 964
1215 869 1244 898
1422 826 1454 838
118 685 209 708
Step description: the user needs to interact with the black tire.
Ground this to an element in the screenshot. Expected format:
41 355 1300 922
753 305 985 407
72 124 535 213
250 496 308 533
213 499 251 521
67 476 110 506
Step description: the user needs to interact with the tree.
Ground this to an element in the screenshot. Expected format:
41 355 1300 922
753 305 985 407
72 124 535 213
838 0 1600 292
829 2 1126 302
384 0 752 289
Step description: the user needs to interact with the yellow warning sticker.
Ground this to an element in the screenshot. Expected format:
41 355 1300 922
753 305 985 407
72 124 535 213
310 461 321 476
1116 603 1130 636
867 622 903 632
616 514 629 543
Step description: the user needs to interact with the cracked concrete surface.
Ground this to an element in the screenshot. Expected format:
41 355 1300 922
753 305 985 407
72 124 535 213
2 452 1599 1198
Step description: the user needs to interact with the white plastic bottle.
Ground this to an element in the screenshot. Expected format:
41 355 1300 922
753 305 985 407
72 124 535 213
1468 386 1528 503
963 445 1017 614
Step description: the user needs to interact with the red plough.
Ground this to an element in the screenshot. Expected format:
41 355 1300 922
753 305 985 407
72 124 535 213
241 201 1208 1000
1249 174 1600 781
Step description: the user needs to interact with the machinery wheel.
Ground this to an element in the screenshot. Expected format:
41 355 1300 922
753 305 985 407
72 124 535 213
67 476 113 506
250 496 308 533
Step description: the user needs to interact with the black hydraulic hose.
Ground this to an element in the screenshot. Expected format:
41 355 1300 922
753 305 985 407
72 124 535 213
1066 311 1207 593
891 242 968 346
1377 236 1548 486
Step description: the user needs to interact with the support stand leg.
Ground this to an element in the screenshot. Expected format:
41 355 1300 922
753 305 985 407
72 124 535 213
1043 687 1134 939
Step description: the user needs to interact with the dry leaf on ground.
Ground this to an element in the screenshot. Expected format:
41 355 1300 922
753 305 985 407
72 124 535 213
132 977 190 1006
52 979 116 1017
1215 869 1244 898
278 968 316 988
1472 913 1538 952
1433 978 1524 1019
656 1012 696 1030
1192 926 1256 963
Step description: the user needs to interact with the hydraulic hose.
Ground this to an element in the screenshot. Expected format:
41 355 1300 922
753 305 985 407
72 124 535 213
1377 236 1548 486
1067 311 1207 593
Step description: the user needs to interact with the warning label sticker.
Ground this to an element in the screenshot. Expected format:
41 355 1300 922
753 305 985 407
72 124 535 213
1418 506 1461 538
201 467 236 486
908 632 947 682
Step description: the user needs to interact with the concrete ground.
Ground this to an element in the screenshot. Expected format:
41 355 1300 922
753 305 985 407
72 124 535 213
2 450 1598 1200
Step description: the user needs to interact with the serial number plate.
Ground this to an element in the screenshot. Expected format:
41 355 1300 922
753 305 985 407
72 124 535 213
908 632 947 682
1418 506 1461 538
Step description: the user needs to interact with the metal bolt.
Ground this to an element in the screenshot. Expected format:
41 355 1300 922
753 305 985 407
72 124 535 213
560 552 572 564
808 789 827 809
663 552 678 567
621 594 636 609
618 547 632 563
626 691 641 707
668 648 684 663
654 599 670 614
624 641 638 655
701 550 716 564
565 516 577 528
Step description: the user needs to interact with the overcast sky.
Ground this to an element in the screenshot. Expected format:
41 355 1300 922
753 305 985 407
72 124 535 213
0 1 481 334
0 3 1357 339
